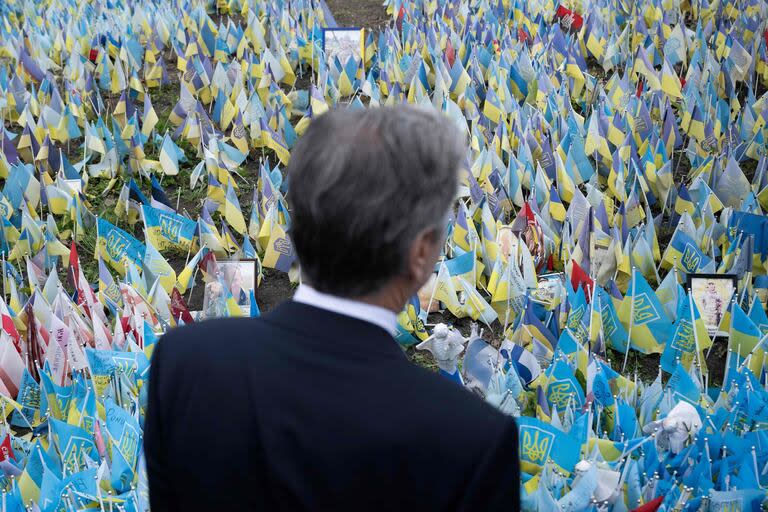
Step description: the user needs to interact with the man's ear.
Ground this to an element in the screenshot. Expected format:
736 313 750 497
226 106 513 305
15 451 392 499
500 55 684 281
407 228 441 287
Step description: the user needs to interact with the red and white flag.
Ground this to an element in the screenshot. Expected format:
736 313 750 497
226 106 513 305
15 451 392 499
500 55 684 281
554 5 584 33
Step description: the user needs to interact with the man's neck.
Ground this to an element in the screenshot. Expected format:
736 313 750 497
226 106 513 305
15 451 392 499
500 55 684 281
353 290 408 314
302 279 410 314
293 285 400 335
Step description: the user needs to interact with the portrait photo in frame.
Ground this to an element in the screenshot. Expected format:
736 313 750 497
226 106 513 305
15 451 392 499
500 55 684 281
202 259 259 319
322 27 364 67
687 273 737 337
533 272 565 307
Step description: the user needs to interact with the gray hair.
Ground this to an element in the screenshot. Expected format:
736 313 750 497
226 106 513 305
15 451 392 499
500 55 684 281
286 106 465 298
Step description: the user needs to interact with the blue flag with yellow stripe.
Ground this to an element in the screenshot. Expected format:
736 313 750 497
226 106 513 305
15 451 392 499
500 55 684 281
97 217 145 276
142 204 196 251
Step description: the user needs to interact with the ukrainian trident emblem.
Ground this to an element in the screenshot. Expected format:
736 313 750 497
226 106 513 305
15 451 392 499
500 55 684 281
521 426 554 466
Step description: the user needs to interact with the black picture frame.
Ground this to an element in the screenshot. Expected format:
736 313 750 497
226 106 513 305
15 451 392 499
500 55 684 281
686 273 737 337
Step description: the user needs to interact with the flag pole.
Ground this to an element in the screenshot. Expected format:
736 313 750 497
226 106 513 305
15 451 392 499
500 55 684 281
187 265 200 303
649 226 662 285
183 237 195 268
739 271 752 306
1 251 5 301
622 267 636 374
471 234 477 291
503 256 512 335
688 288 704 388
587 282 595 343
585 399 593 458
425 257 444 318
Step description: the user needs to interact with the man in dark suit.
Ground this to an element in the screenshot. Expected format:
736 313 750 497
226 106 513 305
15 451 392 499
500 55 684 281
145 106 520 510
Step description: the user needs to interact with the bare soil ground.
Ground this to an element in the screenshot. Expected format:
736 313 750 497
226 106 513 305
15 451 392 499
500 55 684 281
324 0 390 29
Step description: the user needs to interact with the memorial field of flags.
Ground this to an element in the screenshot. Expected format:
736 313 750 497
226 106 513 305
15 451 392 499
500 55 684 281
0 0 768 508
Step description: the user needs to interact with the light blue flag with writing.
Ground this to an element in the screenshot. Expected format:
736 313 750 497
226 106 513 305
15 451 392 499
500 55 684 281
104 398 142 494
558 463 597 511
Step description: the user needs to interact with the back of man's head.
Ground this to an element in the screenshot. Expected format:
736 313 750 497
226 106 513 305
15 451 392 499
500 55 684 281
287 106 465 299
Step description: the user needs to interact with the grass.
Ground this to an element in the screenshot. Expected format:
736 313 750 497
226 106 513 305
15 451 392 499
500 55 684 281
406 347 439 372
606 347 661 384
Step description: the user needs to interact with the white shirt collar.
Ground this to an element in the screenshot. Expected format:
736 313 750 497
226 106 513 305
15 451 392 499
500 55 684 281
293 285 398 336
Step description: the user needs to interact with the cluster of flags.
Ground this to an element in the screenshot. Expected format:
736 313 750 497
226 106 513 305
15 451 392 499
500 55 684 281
0 0 766 508
373 0 768 508
0 0 333 508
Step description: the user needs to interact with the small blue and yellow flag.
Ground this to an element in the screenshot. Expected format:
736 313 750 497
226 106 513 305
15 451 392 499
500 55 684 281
617 269 673 354
262 221 296 273
98 255 122 308
259 118 290 165
660 293 712 374
395 295 429 346
96 217 145 276
144 241 177 294
224 181 247 235
142 204 196 251
662 229 715 275
730 302 762 359
517 415 580 476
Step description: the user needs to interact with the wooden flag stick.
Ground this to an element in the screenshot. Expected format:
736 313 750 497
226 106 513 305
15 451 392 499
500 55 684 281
187 265 200 303
503 254 513 335
688 288 704 387
622 267 637 374
425 257 444 319
1 251 5 301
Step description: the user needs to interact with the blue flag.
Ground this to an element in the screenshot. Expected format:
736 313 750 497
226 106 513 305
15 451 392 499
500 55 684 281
517 416 580 475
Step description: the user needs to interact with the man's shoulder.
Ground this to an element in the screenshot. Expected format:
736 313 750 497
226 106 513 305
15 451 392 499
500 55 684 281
163 316 267 341
395 362 514 441
157 317 275 366
383 363 518 488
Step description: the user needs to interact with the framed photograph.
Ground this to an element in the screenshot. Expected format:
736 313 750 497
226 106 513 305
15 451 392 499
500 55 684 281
202 260 258 318
591 244 610 283
322 27 364 67
533 273 565 306
687 274 737 337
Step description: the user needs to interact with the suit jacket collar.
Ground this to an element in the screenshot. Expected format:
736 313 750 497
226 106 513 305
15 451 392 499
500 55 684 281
264 301 406 359
293 285 398 336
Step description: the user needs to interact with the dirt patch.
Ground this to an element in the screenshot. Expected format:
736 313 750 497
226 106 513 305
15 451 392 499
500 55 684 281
427 312 507 347
705 338 729 387
324 0 390 29
742 158 759 183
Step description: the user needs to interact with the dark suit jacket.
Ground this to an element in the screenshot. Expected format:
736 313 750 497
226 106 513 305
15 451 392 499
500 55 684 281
145 301 520 511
